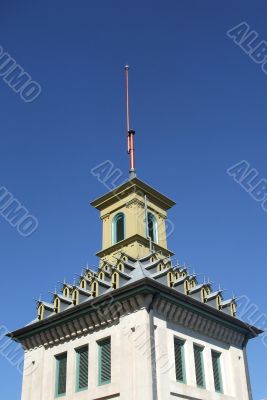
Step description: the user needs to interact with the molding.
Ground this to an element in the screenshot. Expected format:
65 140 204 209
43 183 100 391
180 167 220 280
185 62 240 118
170 393 202 400
101 213 110 221
91 177 176 211
125 197 144 209
124 198 166 220
95 234 174 258
92 394 120 400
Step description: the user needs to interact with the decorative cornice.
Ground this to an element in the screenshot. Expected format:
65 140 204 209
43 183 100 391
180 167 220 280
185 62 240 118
101 212 110 221
90 177 176 211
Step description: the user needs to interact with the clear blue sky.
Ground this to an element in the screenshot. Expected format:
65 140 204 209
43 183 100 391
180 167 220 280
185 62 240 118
0 1 266 398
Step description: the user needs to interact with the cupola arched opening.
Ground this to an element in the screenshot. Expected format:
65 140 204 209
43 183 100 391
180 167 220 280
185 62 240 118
112 213 125 244
147 212 158 243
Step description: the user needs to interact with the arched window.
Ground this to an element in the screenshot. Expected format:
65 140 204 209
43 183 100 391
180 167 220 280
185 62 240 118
168 272 174 287
112 213 125 244
184 280 190 295
231 302 236 317
147 212 158 243
216 295 222 310
99 272 105 281
54 298 60 313
158 263 163 272
80 279 86 290
118 263 124 272
112 272 119 289
38 304 44 320
201 288 207 303
91 282 98 297
72 290 79 306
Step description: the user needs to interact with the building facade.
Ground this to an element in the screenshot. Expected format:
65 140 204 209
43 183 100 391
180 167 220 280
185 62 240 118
9 176 261 400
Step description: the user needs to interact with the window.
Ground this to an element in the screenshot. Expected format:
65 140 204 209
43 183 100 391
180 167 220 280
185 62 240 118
201 288 207 302
55 353 67 397
211 351 223 393
112 272 119 289
38 304 44 320
54 298 60 313
184 280 190 295
99 272 105 280
216 295 222 310
72 290 79 306
98 338 111 385
80 279 86 290
147 212 158 243
194 345 205 388
231 302 237 317
76 346 88 392
168 272 174 287
91 281 98 297
174 338 186 383
118 263 124 272
112 213 125 244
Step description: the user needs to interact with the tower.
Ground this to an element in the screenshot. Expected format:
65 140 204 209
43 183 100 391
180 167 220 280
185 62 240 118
91 176 175 261
8 68 261 400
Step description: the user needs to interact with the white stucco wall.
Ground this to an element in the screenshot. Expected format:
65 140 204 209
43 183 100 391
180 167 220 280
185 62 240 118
21 309 250 400
154 312 250 400
21 309 154 400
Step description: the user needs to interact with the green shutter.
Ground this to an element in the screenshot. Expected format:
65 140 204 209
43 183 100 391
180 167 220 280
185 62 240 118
194 345 205 388
212 351 223 393
55 353 67 397
98 338 111 385
76 346 88 391
174 338 186 383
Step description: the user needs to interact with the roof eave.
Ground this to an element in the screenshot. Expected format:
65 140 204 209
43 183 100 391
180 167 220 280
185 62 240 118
90 177 176 211
7 277 262 342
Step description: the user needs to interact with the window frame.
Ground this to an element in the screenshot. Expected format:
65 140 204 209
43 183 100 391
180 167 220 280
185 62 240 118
98 337 111 386
147 212 158 244
55 352 67 398
112 212 126 244
193 344 206 389
211 350 223 393
75 345 89 392
174 337 186 384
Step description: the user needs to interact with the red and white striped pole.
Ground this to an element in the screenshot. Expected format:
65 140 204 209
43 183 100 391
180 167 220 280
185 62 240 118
125 65 136 178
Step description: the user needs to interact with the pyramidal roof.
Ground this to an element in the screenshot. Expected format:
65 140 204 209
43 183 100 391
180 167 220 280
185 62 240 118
31 251 237 322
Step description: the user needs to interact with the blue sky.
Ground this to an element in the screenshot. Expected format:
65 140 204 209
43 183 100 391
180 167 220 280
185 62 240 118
0 1 266 398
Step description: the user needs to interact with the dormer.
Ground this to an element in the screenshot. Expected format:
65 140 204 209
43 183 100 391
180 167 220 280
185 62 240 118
37 301 54 321
206 291 223 310
53 294 72 313
72 287 91 305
